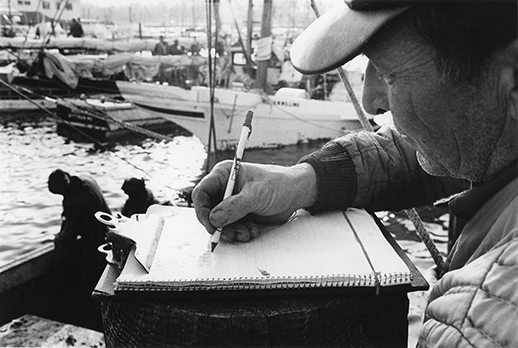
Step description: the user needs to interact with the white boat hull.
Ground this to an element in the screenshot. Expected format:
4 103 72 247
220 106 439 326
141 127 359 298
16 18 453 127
116 81 371 150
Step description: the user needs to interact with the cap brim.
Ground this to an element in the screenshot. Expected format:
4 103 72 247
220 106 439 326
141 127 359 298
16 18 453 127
291 3 409 75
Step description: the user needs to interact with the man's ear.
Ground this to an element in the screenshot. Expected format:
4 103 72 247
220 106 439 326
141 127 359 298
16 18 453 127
495 39 518 121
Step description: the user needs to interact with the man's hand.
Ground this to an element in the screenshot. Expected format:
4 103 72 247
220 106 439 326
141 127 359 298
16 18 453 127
192 161 317 242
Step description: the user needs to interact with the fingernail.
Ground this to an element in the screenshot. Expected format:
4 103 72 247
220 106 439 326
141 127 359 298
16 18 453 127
210 209 228 227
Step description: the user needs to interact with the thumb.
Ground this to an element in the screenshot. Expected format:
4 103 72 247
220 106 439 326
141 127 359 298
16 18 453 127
209 191 256 228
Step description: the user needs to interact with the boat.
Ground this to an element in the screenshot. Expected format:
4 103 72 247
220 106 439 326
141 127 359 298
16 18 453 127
0 44 208 114
114 80 373 150
2 23 373 150
54 97 184 143
0 64 69 114
0 36 158 52
109 0 374 151
3 45 373 150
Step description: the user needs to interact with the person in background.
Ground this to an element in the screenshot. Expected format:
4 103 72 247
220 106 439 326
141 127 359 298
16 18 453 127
120 177 159 217
189 36 200 56
168 39 183 55
192 0 518 346
68 18 84 38
48 169 110 248
153 35 169 56
47 169 110 329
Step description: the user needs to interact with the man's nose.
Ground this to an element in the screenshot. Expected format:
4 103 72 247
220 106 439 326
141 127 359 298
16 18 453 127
362 62 390 115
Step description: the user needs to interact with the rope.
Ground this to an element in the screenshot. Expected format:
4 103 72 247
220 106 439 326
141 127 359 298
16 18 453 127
21 0 43 44
263 94 353 133
226 0 254 69
42 0 69 46
309 0 444 274
64 100 178 143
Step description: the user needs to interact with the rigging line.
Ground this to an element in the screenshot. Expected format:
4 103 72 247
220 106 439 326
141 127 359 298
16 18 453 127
7 73 173 144
205 0 218 168
62 99 177 143
12 80 177 145
266 98 353 133
212 0 220 153
0 78 112 145
205 0 213 160
308 0 444 273
5 48 23 62
0 79 155 179
42 0 69 47
225 0 253 69
21 0 43 45
209 96 342 134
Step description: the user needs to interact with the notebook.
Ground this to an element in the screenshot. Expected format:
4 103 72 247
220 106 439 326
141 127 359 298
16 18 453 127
112 206 413 292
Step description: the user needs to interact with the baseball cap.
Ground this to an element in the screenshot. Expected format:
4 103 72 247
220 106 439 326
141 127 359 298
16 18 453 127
290 0 410 75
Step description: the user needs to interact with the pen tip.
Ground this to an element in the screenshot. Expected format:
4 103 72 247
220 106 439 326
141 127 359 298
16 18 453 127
211 242 217 252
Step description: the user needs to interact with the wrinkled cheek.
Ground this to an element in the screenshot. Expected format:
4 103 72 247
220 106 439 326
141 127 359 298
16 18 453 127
390 91 427 147
389 104 415 138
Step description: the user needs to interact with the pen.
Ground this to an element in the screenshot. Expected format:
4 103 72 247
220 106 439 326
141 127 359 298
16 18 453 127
211 110 253 252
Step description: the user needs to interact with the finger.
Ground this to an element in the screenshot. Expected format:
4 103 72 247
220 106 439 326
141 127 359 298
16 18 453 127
192 187 216 234
208 176 263 228
209 193 254 229
194 205 216 235
244 221 260 238
192 161 233 233
222 222 252 242
193 160 234 200
220 228 235 242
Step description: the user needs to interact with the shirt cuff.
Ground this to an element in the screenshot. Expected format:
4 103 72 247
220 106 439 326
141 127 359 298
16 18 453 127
298 142 357 214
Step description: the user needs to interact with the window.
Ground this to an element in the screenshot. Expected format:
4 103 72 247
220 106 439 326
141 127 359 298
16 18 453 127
42 1 50 9
65 3 72 10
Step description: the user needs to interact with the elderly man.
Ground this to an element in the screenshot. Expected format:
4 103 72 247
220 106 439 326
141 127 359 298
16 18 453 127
193 0 517 346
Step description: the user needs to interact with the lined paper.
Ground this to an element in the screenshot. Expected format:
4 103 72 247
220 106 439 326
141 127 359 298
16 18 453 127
115 207 412 291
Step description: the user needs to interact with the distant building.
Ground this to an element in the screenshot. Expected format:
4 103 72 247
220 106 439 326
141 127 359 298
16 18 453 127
0 0 81 22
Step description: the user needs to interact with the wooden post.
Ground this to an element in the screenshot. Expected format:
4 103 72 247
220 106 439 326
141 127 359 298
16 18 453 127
246 0 254 62
252 0 272 90
101 291 410 347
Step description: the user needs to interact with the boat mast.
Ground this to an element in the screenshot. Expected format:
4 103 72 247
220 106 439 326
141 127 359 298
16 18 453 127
246 0 254 76
205 0 220 171
252 0 272 91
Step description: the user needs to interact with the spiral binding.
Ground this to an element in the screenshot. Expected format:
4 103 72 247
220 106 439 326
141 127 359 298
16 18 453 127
114 271 413 292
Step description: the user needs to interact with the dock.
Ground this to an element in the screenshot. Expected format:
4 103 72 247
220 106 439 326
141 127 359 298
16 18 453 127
0 240 105 334
0 314 105 347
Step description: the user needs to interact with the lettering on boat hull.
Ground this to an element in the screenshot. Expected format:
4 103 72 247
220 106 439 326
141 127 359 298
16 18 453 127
134 102 204 119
